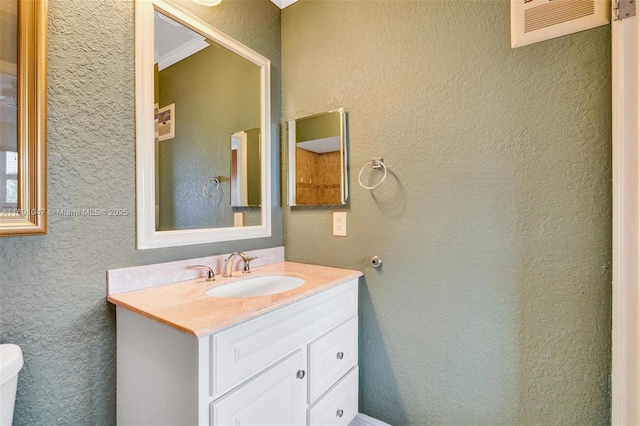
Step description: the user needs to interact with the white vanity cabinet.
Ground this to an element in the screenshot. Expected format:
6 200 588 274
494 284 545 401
116 279 359 426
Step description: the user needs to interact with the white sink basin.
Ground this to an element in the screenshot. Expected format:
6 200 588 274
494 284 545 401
205 275 305 298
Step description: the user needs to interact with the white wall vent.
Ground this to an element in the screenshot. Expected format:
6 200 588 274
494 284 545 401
511 0 610 48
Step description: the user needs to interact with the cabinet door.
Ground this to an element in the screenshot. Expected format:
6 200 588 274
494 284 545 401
210 350 306 426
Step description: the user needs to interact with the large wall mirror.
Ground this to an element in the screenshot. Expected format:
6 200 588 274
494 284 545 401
136 0 271 249
287 109 348 206
0 0 47 236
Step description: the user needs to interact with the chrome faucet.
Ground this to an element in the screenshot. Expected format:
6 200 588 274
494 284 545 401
190 265 215 282
222 252 258 277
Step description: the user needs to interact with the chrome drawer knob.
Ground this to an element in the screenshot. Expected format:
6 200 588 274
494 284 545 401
296 370 305 379
337 409 344 418
336 352 344 360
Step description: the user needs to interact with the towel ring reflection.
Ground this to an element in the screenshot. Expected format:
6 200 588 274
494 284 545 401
358 157 387 190
202 176 221 198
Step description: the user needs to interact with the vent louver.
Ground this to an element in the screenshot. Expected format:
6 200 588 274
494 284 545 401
511 0 610 48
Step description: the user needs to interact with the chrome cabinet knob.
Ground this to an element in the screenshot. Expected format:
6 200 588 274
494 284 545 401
296 370 305 379
336 409 344 417
336 352 344 360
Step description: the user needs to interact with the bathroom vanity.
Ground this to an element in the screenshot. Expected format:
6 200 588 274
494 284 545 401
108 261 362 426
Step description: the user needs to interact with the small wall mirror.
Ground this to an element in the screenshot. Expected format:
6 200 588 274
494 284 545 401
287 109 348 206
136 0 271 249
0 0 47 236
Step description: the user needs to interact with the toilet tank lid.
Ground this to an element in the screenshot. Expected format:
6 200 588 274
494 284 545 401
0 344 24 385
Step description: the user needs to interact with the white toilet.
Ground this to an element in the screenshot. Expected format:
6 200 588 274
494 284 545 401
0 345 23 426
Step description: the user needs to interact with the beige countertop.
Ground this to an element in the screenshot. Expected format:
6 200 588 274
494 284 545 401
107 261 362 337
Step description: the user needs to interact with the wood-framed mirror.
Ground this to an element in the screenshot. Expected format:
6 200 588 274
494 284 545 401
0 0 47 236
136 0 272 249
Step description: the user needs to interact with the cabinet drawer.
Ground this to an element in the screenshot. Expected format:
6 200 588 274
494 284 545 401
308 367 358 426
308 316 358 403
210 279 358 397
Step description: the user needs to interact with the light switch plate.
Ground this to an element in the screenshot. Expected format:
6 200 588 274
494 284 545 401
234 212 243 227
333 212 347 236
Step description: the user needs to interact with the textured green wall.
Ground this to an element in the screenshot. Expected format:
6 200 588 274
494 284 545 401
282 1 611 424
245 127 262 207
0 0 281 424
157 43 260 230
295 110 340 142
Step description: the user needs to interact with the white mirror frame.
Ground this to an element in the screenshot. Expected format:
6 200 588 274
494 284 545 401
135 0 271 249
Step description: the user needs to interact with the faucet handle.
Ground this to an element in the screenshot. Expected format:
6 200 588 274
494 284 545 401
242 256 259 274
191 265 215 281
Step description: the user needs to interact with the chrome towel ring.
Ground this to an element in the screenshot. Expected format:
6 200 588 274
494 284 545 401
202 176 221 198
358 157 387 190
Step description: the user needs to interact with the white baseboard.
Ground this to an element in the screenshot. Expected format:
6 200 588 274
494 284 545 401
350 413 391 426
